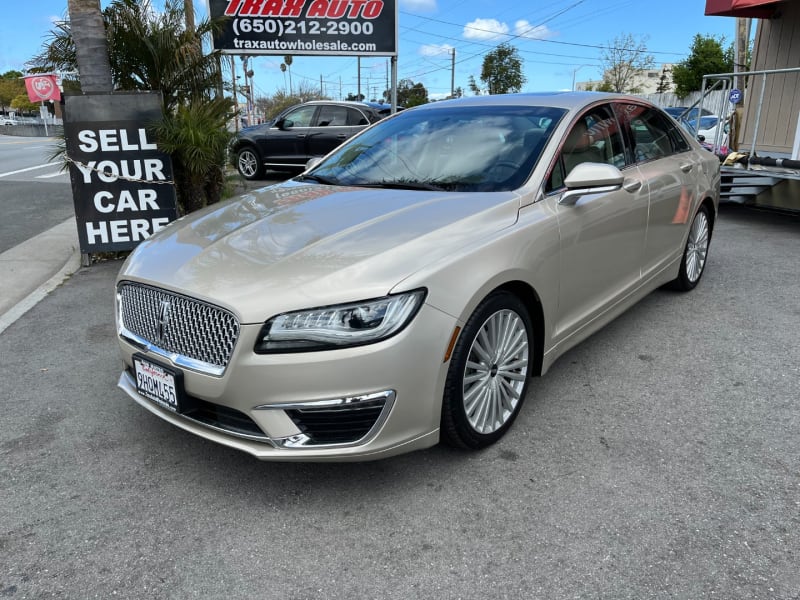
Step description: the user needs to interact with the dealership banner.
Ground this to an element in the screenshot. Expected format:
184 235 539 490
64 92 178 254
24 74 61 102
207 0 397 56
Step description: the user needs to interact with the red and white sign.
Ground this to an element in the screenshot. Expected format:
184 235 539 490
24 74 61 102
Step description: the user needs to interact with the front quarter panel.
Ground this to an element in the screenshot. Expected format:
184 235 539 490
396 195 561 363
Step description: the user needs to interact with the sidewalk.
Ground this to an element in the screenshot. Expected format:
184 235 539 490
0 216 81 334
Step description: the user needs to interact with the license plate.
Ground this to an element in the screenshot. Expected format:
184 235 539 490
133 354 183 412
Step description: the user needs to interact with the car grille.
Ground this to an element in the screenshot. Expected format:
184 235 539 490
117 282 240 376
285 399 388 445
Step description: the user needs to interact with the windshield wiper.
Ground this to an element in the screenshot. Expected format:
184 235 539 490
357 180 446 191
297 173 341 185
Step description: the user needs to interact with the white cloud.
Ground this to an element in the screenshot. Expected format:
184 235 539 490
419 43 454 57
401 0 437 11
463 18 510 41
514 20 553 40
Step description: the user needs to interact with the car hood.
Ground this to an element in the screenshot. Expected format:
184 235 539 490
120 181 519 323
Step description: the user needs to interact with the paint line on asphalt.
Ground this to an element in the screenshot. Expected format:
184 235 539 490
36 171 68 179
0 163 57 178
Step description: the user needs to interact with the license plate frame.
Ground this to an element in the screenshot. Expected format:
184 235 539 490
133 353 186 413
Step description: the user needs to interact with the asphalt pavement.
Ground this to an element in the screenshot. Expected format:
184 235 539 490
1 204 799 599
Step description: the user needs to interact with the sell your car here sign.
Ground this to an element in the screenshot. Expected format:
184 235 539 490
207 0 398 56
64 92 178 254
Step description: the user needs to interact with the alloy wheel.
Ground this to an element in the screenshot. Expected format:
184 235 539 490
462 309 530 434
685 209 709 283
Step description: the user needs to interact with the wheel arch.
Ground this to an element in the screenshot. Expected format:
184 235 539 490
486 280 546 378
700 195 716 236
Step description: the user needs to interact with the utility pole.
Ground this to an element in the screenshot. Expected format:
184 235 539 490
734 17 751 101
230 55 239 132
450 48 456 99
357 57 361 100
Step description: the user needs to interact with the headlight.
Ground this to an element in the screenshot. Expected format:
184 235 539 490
255 289 426 353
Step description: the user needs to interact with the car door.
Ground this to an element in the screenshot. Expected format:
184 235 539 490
548 103 649 340
258 104 318 165
306 105 369 159
614 102 700 278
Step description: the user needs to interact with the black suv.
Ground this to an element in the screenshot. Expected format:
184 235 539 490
231 101 387 179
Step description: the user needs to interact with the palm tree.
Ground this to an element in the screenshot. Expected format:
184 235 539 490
67 0 113 92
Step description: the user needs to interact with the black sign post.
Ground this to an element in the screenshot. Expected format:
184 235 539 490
64 92 178 259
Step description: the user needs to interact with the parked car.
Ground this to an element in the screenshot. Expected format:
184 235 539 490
230 100 386 179
116 92 720 461
690 115 729 149
663 106 714 122
1 116 18 126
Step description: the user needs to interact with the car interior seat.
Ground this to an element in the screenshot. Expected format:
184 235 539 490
562 120 604 175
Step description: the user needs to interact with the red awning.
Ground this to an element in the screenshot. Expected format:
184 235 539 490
705 0 782 18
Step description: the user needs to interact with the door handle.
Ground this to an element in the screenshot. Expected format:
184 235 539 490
680 163 693 173
623 179 642 193
295 133 307 139
336 134 348 139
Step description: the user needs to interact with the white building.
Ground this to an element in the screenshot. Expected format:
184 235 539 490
576 64 675 94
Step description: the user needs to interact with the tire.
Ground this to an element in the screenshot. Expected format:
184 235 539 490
441 291 534 449
236 146 264 180
668 204 711 291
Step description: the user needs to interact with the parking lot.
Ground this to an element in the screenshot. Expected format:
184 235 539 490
1 204 799 599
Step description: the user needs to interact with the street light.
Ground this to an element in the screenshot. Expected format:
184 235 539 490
571 64 592 91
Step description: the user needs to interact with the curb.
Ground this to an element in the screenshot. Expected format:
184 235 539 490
0 217 82 335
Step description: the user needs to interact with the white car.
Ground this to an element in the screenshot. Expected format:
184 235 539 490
1 117 18 126
691 115 729 149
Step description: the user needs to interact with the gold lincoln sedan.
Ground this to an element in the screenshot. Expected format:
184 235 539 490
116 92 720 461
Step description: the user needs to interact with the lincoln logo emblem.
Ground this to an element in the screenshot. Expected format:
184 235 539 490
157 300 171 343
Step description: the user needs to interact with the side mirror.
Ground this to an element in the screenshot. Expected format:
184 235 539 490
305 157 323 170
560 163 624 206
278 119 294 131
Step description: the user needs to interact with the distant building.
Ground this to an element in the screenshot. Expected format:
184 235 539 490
576 64 675 94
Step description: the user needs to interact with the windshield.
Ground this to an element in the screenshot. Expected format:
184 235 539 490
304 104 567 192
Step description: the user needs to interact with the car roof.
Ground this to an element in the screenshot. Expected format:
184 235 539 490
407 91 653 112
302 100 378 110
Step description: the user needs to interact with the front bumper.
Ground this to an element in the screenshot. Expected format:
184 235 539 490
117 302 457 461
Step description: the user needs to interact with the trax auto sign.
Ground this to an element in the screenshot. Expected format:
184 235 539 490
64 92 177 254
207 0 397 56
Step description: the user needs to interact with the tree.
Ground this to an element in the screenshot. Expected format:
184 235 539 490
256 83 327 119
467 75 482 95
396 79 428 107
671 34 734 99
11 94 39 113
477 43 525 95
598 33 655 93
655 67 672 94
67 0 113 92
0 71 25 113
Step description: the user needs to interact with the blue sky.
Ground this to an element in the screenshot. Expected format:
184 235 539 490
1 0 740 100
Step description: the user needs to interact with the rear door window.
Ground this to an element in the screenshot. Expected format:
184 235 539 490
614 104 690 164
